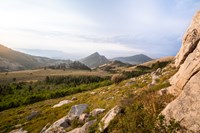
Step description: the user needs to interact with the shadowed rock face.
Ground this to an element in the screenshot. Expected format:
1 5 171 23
162 11 200 132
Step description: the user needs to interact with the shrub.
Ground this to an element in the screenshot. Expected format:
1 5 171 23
24 95 46 105
111 74 126 84
122 70 148 79
152 61 170 70
155 115 181 133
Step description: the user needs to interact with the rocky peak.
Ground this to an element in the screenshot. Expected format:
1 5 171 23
161 11 200 132
91 52 100 56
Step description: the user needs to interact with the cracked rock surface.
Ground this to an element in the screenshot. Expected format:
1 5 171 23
162 11 200 132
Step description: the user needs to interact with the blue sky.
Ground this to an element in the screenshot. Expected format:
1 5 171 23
0 0 199 59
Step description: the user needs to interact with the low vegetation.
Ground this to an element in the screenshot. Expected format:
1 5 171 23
111 74 126 84
122 61 171 79
0 75 111 111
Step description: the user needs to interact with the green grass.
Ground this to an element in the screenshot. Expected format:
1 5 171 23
0 75 112 111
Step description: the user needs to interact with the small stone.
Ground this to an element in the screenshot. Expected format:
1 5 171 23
106 97 114 100
10 128 28 133
90 108 105 117
158 88 168 95
26 111 39 121
90 92 97 95
68 104 89 119
71 97 77 101
52 100 72 108
79 113 90 122
125 81 135 86
67 120 96 133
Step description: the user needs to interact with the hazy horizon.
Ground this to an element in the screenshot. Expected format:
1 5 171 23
0 0 200 59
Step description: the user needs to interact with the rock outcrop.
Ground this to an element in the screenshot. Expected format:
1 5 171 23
43 104 88 133
99 106 122 132
162 11 200 132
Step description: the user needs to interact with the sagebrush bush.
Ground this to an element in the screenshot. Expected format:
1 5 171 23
111 74 126 84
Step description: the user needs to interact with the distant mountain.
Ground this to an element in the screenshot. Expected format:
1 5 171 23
80 52 109 68
112 54 152 64
0 44 71 71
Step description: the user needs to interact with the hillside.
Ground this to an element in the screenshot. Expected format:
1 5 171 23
0 44 71 71
112 54 152 64
97 60 131 73
48 61 91 71
80 52 109 68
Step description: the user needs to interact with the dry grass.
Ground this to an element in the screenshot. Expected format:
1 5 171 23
0 69 110 83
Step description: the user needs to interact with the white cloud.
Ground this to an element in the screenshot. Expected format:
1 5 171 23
0 0 199 59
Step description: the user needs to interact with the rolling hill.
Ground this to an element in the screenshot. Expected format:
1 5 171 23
79 52 109 68
0 44 71 71
112 54 152 64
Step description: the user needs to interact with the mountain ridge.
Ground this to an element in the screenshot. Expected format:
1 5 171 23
112 54 152 64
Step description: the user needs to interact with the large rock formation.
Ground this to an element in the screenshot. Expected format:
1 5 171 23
162 11 200 132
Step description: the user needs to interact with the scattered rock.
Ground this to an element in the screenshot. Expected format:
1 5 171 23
79 113 90 123
68 104 88 119
43 104 88 132
158 88 168 95
151 71 159 85
106 97 114 100
67 120 96 133
44 116 70 132
101 92 105 94
156 68 162 73
125 81 135 86
99 105 122 132
90 92 97 95
130 78 136 81
14 124 23 129
52 100 72 108
26 111 39 121
44 126 66 133
10 128 28 133
71 97 77 101
90 108 105 117
40 123 50 133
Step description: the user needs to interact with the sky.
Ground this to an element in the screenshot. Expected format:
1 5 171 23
0 0 200 59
